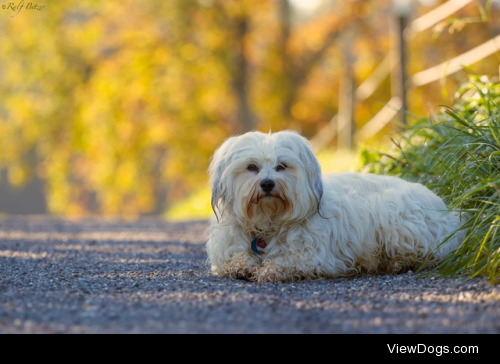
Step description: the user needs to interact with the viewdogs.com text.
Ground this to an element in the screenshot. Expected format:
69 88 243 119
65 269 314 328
2 1 45 17
388 344 479 356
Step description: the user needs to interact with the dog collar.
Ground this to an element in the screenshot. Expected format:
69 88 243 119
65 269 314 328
251 237 267 255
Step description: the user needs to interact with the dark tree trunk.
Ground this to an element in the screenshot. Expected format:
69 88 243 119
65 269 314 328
278 0 344 125
231 16 255 133
279 0 294 121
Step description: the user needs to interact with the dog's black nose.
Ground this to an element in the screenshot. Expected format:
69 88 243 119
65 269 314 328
260 179 276 193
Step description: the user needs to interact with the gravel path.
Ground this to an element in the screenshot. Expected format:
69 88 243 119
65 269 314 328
0 217 499 334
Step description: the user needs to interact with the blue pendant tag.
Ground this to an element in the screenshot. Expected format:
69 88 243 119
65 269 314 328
251 237 261 255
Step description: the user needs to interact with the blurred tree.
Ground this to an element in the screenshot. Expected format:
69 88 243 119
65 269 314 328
0 0 498 217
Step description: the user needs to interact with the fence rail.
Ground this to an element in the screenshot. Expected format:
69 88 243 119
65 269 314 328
310 0 492 150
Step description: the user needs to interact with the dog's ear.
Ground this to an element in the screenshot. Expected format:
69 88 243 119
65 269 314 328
298 136 324 211
209 136 237 220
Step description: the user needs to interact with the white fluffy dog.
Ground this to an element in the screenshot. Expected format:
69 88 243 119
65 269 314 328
207 131 464 283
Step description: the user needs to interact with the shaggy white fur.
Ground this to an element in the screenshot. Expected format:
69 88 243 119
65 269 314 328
207 131 465 283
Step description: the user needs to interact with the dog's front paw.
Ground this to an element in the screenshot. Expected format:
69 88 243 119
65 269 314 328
252 262 327 283
223 264 259 281
251 264 298 283
219 255 260 281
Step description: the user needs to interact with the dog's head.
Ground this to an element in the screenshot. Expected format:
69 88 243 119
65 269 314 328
210 131 323 228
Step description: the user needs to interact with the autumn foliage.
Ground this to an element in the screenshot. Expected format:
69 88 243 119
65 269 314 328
0 0 498 218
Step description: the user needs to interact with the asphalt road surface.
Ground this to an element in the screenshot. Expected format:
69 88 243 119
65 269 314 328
0 217 499 334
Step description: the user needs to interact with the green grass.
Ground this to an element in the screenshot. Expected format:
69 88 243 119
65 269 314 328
165 187 213 222
360 75 500 282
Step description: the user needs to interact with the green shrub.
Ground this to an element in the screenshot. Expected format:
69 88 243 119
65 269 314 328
360 76 500 282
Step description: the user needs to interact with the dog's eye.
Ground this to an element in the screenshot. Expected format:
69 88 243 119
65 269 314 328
276 164 287 172
247 164 260 173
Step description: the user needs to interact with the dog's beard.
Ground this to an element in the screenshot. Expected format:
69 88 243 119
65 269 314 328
244 181 293 223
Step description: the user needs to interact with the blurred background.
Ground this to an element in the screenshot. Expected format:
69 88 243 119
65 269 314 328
0 0 498 220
